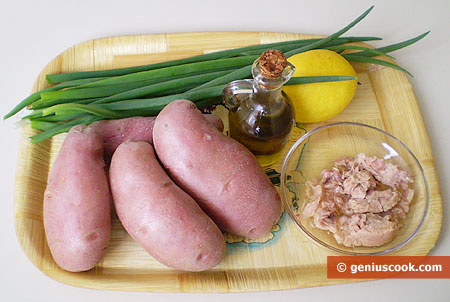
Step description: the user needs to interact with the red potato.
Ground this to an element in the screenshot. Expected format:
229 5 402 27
109 140 225 272
91 116 156 161
153 100 282 238
43 125 111 272
91 114 224 161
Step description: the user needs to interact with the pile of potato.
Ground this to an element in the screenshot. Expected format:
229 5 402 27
43 100 282 272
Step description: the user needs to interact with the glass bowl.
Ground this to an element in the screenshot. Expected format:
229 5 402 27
281 122 429 255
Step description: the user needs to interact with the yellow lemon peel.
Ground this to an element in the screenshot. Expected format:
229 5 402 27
283 49 358 123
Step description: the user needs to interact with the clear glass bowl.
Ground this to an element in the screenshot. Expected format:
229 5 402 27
281 122 429 255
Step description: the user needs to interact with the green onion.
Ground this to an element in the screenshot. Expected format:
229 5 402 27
45 37 381 83
30 120 60 131
32 97 101 110
21 109 45 120
353 31 430 57
103 86 226 111
29 115 103 144
37 70 233 104
3 77 107 119
343 54 413 77
236 36 382 56
287 75 357 84
32 113 84 122
285 6 374 57
4 6 429 145
90 70 231 104
42 103 129 119
326 45 394 59
187 66 252 92
55 56 258 88
41 75 357 118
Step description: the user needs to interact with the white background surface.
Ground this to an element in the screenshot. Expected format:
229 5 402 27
1 0 449 301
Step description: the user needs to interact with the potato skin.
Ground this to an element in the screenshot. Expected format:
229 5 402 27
109 140 225 272
43 125 111 272
153 100 282 238
91 114 224 162
91 116 156 161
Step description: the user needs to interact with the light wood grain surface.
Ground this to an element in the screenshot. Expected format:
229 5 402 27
13 32 442 292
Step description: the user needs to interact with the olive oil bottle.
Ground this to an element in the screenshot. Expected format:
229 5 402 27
223 50 295 167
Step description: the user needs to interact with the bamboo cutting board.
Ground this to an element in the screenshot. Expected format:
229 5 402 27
14 32 442 292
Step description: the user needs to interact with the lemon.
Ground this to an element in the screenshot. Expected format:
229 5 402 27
283 49 358 123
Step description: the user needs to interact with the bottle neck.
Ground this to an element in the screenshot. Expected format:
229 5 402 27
252 80 284 106
250 57 294 107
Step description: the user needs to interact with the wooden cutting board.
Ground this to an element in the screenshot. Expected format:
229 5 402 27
13 32 443 292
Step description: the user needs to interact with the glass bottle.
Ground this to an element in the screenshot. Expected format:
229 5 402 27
222 50 296 167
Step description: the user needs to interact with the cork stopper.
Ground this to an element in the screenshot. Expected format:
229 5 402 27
259 49 287 79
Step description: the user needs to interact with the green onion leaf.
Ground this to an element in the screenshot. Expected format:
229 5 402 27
29 115 103 144
326 45 394 59
3 77 107 119
353 31 430 57
42 104 129 119
287 75 357 85
343 54 413 77
285 6 374 57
